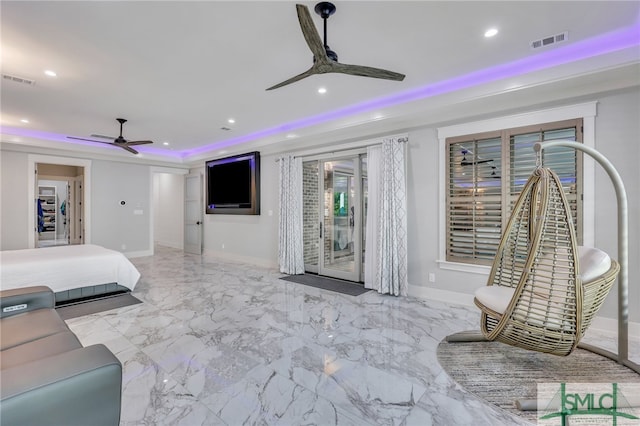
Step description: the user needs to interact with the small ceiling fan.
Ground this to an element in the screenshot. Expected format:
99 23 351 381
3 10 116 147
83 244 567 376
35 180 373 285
67 118 153 155
461 149 493 166
267 2 406 90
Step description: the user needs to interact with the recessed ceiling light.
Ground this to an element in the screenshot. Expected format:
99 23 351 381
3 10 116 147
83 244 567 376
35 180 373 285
227 118 235 124
44 70 57 77
20 118 29 123
163 142 170 146
318 87 327 94
484 28 498 38
286 133 297 139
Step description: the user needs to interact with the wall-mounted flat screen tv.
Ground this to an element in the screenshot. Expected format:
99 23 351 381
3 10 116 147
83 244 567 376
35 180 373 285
205 151 260 215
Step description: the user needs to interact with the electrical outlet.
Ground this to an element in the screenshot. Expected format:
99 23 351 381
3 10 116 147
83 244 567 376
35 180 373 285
428 273 436 283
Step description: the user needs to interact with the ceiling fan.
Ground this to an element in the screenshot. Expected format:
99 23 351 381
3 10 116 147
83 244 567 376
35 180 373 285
461 149 493 166
67 118 153 155
266 2 406 90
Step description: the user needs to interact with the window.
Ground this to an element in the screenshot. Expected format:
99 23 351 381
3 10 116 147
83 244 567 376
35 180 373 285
446 119 583 265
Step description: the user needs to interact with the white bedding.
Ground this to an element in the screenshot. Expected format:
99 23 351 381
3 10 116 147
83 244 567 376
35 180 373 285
0 244 140 293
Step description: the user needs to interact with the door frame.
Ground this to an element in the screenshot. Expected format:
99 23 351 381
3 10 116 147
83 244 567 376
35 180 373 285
149 167 189 255
28 155 91 249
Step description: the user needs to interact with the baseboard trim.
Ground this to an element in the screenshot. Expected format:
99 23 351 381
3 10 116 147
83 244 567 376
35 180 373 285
408 284 640 338
125 249 153 259
408 284 475 307
203 249 277 269
154 240 183 250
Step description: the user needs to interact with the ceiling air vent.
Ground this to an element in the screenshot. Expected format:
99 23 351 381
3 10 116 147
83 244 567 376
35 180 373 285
530 31 569 50
2 73 36 86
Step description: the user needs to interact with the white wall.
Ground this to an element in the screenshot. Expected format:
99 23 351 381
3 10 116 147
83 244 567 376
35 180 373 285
0 150 158 256
91 160 151 255
197 152 279 267
153 172 184 249
0 150 29 250
590 89 640 320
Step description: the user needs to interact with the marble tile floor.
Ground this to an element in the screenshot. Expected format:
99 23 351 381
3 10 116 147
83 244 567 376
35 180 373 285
66 246 639 426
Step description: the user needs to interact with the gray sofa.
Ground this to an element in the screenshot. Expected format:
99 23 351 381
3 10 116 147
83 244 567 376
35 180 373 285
0 286 122 426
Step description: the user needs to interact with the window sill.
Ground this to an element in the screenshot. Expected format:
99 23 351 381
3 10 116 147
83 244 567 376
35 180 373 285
436 260 491 275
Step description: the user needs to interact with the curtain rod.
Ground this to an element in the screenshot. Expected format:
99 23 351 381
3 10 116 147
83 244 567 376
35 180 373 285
275 135 408 162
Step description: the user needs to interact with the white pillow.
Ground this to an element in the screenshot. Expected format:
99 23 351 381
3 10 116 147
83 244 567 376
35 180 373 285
475 286 515 314
578 246 611 282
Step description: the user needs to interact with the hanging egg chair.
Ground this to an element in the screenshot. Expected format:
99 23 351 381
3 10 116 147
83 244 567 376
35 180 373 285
473 167 619 356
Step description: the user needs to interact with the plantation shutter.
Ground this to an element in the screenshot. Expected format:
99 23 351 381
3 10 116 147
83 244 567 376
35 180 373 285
446 119 582 265
447 135 503 264
509 121 582 241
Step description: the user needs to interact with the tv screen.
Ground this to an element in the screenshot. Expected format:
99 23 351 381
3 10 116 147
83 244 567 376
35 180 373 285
205 152 260 215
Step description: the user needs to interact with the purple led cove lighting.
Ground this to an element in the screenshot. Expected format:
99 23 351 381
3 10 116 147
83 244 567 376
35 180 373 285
3 22 638 160
0 126 184 158
184 22 639 157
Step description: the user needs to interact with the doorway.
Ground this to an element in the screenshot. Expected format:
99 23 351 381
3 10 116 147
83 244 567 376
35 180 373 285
35 163 85 248
27 155 91 249
303 155 367 282
152 171 186 251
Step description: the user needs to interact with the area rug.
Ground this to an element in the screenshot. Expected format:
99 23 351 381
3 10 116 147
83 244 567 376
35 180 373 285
56 293 142 320
280 274 370 296
437 334 640 422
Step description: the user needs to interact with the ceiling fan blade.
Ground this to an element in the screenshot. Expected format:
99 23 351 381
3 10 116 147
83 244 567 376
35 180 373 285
296 4 327 61
90 133 115 140
266 67 317 91
332 62 405 81
124 140 153 146
120 145 139 155
461 159 493 166
67 136 113 144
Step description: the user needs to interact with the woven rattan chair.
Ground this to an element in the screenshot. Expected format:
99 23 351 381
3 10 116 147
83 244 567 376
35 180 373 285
473 167 619 356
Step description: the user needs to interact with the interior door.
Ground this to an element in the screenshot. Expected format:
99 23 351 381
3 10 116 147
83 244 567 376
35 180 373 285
317 158 362 282
68 176 84 245
34 163 39 247
184 173 203 254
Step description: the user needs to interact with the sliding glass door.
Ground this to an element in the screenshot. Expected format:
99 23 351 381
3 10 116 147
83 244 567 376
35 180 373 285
303 155 366 282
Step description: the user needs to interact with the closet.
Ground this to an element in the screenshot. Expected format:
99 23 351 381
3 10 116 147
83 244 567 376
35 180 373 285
37 185 57 240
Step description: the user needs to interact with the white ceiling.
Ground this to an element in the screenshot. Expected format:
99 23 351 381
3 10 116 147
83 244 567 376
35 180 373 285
2 1 639 164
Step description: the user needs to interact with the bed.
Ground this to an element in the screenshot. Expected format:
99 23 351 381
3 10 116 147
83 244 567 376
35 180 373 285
0 244 140 304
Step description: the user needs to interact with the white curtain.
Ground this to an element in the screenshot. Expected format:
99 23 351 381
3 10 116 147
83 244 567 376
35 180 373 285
364 137 408 296
278 156 305 274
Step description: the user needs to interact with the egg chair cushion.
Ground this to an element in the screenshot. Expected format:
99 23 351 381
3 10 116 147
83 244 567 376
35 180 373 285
475 246 611 315
578 246 611 282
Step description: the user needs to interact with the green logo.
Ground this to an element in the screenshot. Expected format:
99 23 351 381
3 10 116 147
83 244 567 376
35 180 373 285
538 383 640 425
